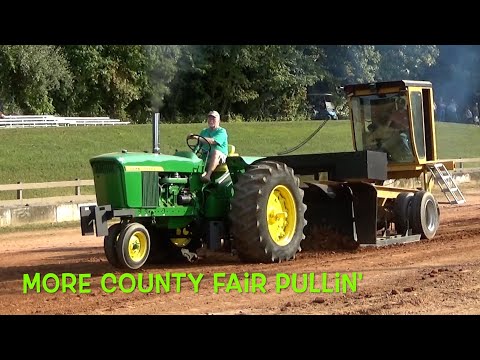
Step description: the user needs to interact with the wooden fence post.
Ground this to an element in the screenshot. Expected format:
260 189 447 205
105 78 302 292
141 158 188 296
17 182 22 200
75 178 81 196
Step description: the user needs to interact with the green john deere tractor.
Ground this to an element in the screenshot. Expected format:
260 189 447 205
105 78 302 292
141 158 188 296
80 115 308 270
81 80 461 271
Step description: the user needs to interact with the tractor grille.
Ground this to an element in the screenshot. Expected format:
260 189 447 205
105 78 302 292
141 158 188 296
142 171 159 207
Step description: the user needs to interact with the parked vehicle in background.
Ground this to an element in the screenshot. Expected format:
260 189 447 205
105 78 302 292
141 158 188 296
308 93 339 120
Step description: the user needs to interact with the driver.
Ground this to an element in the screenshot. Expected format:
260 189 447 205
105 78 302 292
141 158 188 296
188 110 229 183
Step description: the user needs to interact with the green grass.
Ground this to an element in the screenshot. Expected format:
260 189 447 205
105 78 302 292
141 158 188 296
434 122 480 164
1 120 479 200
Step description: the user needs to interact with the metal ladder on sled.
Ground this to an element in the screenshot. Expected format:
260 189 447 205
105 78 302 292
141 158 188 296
427 163 466 205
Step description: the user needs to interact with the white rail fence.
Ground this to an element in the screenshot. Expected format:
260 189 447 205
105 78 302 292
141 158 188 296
0 115 130 128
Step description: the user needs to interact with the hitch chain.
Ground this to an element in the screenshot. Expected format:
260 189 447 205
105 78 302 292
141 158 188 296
181 248 199 263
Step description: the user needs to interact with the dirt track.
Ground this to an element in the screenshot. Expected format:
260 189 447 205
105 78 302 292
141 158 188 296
1 185 480 315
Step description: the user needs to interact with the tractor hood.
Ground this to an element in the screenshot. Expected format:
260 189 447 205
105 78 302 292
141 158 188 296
89 150 203 173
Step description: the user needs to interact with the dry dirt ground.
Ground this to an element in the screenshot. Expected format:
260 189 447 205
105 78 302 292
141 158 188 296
1 185 480 315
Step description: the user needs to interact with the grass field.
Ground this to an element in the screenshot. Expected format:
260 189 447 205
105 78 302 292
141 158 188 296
1 120 479 199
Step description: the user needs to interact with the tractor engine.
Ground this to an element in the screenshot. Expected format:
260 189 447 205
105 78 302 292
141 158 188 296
158 172 193 207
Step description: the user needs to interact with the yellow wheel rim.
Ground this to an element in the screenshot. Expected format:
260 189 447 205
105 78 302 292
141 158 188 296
127 230 148 262
266 185 297 246
171 227 191 247
171 237 191 247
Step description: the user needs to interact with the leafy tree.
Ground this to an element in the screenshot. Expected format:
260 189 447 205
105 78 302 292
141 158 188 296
307 45 380 117
61 45 115 117
321 45 380 85
0 45 73 114
376 45 439 81
240 45 325 120
0 44 456 123
164 45 324 121
163 45 260 121
126 45 183 123
60 45 182 123
60 46 147 122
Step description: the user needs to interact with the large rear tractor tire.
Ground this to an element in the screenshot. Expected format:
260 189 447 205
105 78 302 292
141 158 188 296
410 190 440 239
229 161 307 263
116 222 151 270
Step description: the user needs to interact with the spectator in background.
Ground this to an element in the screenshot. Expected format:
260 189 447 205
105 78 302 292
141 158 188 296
0 99 5 119
473 102 479 126
446 98 458 122
464 106 473 124
438 97 446 122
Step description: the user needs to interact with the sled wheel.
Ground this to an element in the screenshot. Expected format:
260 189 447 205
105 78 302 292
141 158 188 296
410 190 440 239
394 192 414 236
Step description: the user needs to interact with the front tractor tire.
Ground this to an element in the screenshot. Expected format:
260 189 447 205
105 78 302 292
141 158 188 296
104 223 123 268
230 161 307 263
115 222 151 270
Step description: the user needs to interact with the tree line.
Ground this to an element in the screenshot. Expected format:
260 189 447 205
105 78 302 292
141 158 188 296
0 45 478 123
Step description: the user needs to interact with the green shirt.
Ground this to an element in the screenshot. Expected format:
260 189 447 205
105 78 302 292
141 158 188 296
199 127 228 155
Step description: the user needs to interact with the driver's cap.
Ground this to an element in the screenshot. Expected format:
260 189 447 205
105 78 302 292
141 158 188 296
208 110 220 120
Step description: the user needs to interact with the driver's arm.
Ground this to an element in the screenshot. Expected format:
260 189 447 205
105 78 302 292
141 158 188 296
189 134 217 145
204 137 219 145
191 133 223 146
207 129 227 147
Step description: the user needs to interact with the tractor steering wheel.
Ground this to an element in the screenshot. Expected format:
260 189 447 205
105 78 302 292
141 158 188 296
187 134 211 154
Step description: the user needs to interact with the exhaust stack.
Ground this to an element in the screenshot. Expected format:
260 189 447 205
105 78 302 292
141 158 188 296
153 113 160 154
